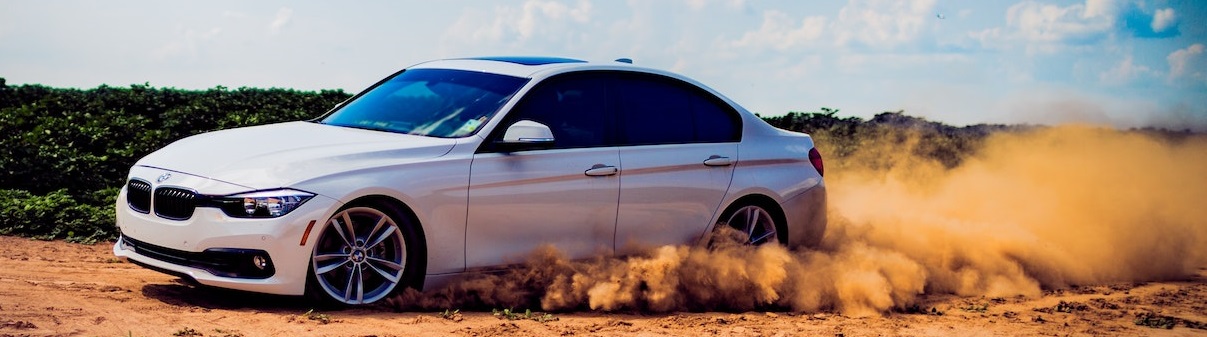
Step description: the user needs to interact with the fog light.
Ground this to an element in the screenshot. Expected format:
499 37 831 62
252 255 268 270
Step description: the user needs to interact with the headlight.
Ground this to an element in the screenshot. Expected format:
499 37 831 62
209 189 314 218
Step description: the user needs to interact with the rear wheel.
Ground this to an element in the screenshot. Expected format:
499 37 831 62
720 203 783 245
308 204 421 305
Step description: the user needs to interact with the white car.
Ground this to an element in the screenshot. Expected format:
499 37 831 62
113 56 827 306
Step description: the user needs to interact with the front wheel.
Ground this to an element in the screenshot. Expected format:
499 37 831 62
720 203 783 245
309 205 421 305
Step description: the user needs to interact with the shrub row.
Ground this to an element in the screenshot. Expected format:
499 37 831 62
0 188 117 244
1 77 1022 243
0 78 352 195
0 78 351 242
761 107 1023 171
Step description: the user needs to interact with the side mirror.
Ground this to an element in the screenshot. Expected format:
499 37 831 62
496 120 555 151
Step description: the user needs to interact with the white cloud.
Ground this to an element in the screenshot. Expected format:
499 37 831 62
730 0 937 51
269 7 293 35
971 1 1180 54
1098 55 1151 85
1082 0 1121 18
1167 43 1205 82
5 1 1203 130
832 0 937 48
730 10 826 51
968 27 1006 50
1151 8 1176 33
519 0 592 38
152 26 222 60
449 0 592 45
684 0 748 11
1005 0 1115 45
221 10 247 19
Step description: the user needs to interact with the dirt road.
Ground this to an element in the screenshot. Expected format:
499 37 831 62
0 236 1204 337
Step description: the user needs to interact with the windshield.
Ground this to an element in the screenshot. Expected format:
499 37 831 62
320 69 528 138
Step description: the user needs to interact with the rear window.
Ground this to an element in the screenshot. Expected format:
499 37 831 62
614 74 742 145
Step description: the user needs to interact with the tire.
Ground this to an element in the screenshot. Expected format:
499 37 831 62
307 203 424 306
718 203 785 245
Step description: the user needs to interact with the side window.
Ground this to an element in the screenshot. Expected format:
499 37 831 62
615 74 741 145
498 74 610 149
689 91 741 143
615 76 695 145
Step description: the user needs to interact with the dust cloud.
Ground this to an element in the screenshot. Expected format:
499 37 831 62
390 126 1207 315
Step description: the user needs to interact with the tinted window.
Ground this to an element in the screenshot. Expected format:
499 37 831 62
690 90 742 143
497 74 611 149
615 76 694 145
615 74 740 145
321 69 527 138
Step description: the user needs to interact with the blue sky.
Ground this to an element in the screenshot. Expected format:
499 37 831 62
1 0 1204 129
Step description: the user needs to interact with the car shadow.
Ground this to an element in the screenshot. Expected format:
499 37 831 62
140 278 311 312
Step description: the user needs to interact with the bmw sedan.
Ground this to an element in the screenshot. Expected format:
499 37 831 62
113 56 827 306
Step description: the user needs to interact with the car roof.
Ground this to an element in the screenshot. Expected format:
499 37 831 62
407 56 655 79
460 56 587 66
404 56 748 117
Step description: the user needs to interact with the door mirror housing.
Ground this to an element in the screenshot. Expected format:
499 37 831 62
496 120 555 151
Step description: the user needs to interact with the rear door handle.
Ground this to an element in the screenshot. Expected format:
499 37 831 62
703 155 733 167
584 164 618 176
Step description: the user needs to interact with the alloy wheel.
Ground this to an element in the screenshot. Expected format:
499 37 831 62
725 205 779 245
311 207 406 305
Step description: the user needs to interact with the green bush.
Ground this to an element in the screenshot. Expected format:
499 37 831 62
0 78 350 243
0 79 1186 245
763 108 1022 172
0 81 350 195
0 83 1016 244
0 188 116 243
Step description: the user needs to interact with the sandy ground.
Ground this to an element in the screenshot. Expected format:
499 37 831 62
0 236 1204 337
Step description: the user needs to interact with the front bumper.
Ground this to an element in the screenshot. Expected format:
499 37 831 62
117 235 276 279
113 168 339 296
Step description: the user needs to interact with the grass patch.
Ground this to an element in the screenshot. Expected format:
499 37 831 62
1134 312 1177 329
493 308 558 323
303 309 333 325
172 327 203 337
960 303 989 313
1054 300 1088 313
438 309 463 322
902 304 944 316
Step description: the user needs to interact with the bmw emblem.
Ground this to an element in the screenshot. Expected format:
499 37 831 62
156 173 172 183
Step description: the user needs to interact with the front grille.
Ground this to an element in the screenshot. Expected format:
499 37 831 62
120 235 275 279
153 187 197 220
127 180 152 213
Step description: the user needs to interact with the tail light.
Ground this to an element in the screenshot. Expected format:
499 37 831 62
808 147 824 177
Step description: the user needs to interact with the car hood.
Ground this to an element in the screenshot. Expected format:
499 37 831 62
136 121 458 189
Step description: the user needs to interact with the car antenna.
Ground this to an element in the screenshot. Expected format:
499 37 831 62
615 58 633 64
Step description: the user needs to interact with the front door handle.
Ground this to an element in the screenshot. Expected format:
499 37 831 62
584 164 618 176
703 155 733 167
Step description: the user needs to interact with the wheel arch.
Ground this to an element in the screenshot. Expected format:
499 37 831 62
306 194 429 305
323 194 429 290
713 193 789 245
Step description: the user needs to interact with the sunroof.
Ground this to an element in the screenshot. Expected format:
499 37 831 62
464 56 587 66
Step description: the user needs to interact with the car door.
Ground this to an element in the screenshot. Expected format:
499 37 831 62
465 73 619 269
612 74 742 254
